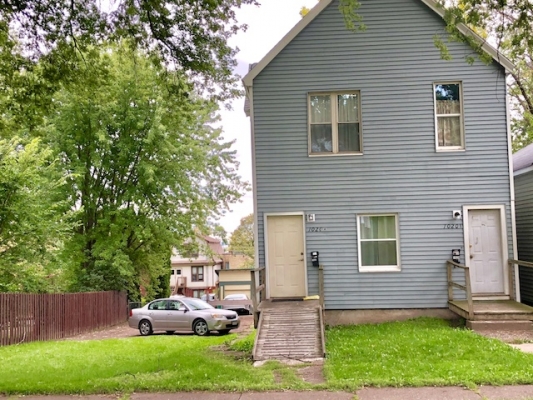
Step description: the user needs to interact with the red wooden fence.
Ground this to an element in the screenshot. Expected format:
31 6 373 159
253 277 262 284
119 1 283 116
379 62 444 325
0 291 128 346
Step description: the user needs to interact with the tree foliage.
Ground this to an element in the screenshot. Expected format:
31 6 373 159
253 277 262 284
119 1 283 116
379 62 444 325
437 0 533 150
0 137 74 292
0 0 259 101
41 44 247 298
229 214 254 260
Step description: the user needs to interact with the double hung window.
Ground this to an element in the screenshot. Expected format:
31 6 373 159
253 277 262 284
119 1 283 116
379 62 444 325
309 92 362 155
357 214 401 272
192 266 204 282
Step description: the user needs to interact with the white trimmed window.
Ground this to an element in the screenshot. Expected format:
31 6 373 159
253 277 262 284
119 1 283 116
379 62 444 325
192 266 204 282
434 82 464 150
357 214 401 272
308 92 362 155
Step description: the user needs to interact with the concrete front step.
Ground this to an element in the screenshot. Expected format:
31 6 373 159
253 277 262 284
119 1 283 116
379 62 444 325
466 320 533 331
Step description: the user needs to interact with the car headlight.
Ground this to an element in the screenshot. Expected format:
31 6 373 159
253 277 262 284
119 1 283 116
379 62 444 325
210 313 225 319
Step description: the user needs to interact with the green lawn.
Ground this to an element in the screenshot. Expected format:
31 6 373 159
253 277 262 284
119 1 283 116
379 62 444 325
0 333 307 395
325 318 533 389
3 318 533 395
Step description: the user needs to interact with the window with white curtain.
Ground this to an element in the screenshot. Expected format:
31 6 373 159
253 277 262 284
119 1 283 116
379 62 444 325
308 92 362 155
434 82 464 150
357 214 401 272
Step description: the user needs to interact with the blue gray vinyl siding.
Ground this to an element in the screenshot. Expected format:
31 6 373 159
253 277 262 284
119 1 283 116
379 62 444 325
252 0 513 309
515 171 533 305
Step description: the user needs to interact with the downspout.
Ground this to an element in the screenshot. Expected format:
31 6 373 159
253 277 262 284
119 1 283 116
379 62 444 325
506 72 520 302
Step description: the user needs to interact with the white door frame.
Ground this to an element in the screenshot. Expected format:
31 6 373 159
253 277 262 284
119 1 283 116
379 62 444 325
264 212 308 299
462 205 509 296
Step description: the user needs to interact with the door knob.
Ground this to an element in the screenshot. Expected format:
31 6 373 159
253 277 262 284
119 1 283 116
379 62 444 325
470 255 474 259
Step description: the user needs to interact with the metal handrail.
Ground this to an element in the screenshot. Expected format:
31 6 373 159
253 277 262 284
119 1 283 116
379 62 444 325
446 260 474 319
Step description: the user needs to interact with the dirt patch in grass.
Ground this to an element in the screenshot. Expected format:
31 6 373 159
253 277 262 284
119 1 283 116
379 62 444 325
297 364 325 384
475 329 533 344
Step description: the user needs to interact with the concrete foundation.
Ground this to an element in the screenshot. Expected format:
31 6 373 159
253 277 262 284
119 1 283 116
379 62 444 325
325 308 457 326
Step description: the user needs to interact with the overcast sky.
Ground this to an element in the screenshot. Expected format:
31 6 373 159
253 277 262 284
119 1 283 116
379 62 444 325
216 0 318 235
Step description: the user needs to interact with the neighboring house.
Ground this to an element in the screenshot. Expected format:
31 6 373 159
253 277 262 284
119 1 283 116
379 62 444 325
513 144 533 306
243 0 517 321
221 253 254 270
170 235 223 298
217 268 253 299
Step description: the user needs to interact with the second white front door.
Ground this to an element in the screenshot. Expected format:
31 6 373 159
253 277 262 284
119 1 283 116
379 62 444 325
468 209 505 295
267 215 306 298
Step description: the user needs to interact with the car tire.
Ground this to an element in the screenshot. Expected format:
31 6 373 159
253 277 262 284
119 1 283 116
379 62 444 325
193 319 209 336
139 320 153 336
166 331 175 335
218 329 231 335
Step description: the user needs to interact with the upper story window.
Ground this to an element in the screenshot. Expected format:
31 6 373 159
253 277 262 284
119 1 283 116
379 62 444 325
309 92 362 155
357 214 401 272
192 266 204 282
434 83 464 151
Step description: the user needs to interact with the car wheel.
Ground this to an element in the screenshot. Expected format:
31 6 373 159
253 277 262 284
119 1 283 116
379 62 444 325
139 320 153 336
218 329 231 335
193 319 209 336
166 331 175 335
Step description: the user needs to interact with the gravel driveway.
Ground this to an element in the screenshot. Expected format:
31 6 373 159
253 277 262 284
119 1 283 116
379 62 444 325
64 315 254 341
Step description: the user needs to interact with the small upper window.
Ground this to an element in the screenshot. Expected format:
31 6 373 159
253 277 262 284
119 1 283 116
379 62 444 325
357 214 401 272
309 92 362 155
192 266 204 282
434 83 464 150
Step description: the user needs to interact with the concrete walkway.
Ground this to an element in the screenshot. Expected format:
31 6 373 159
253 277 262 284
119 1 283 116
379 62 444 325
7 386 533 400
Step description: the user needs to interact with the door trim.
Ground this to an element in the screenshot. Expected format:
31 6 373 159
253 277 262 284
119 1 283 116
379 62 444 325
264 212 308 299
462 205 509 295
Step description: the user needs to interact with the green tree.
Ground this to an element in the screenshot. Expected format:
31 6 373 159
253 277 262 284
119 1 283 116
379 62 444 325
0 0 259 101
43 44 247 298
0 137 74 292
229 214 254 260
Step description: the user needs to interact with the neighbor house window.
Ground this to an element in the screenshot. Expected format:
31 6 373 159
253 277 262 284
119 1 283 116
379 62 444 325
357 214 400 272
192 266 204 282
309 92 362 155
225 262 230 269
434 82 464 150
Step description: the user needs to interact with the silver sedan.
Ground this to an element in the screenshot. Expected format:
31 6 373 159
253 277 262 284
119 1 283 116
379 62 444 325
128 297 240 336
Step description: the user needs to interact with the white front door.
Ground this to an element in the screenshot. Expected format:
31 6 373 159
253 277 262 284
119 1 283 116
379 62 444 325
267 215 306 298
468 209 505 295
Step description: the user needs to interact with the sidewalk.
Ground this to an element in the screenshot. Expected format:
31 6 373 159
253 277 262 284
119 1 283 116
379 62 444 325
7 386 533 400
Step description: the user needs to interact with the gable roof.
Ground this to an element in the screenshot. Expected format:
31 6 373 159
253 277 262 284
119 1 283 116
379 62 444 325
513 143 533 173
242 0 514 87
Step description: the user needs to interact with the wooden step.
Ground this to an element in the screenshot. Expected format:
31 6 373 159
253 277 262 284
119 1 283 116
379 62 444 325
466 320 533 332
449 300 533 321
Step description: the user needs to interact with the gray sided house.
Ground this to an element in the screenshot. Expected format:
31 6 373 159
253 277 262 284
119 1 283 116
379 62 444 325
244 0 517 319
514 144 533 306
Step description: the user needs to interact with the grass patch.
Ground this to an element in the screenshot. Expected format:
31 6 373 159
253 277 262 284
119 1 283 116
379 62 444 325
325 317 533 389
0 334 299 395
227 330 256 353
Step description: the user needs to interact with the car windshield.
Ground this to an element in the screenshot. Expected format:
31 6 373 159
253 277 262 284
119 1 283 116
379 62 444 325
182 298 214 310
